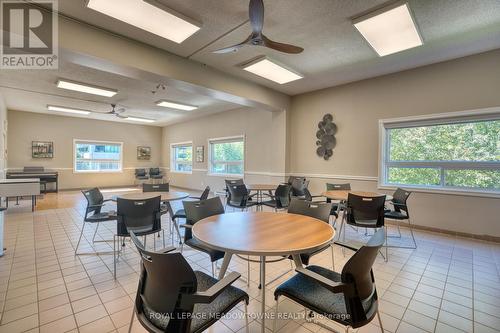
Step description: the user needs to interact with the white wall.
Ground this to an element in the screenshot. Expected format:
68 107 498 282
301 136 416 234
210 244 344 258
0 94 6 179
7 110 162 189
289 49 500 238
161 107 288 192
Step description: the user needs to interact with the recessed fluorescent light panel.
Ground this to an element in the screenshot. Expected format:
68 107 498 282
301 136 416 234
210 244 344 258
47 105 91 115
353 2 422 56
56 80 117 97
86 0 200 43
156 100 198 111
126 117 155 123
242 58 303 84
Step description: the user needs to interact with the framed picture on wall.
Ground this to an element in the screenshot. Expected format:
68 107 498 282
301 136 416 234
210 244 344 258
137 146 151 160
196 146 204 162
32 141 54 158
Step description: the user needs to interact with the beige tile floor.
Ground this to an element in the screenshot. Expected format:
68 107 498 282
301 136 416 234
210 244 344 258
0 188 499 333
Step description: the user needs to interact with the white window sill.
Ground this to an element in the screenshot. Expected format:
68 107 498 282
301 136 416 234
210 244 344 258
378 184 500 198
170 171 193 175
207 173 244 178
74 170 123 174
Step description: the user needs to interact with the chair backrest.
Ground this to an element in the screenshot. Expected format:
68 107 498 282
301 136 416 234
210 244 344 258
225 179 244 187
340 228 384 326
346 193 385 228
199 186 211 200
116 196 161 236
392 188 411 216
129 231 198 333
326 183 351 191
143 183 170 192
227 184 249 207
274 184 291 208
82 188 104 216
135 168 147 177
149 168 161 176
287 176 306 185
287 198 332 223
182 197 224 241
291 178 309 197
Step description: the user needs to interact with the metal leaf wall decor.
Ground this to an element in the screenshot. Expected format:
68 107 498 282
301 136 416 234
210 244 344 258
316 114 337 160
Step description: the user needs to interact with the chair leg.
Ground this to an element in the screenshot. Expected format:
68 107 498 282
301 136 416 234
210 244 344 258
172 219 183 245
273 297 279 332
408 217 417 249
75 222 86 255
162 229 166 248
211 262 216 277
113 235 117 279
92 223 99 243
128 308 135 333
385 227 388 262
377 310 384 332
244 301 249 333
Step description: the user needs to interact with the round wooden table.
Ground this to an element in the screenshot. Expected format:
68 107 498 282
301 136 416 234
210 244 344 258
193 211 335 332
322 190 393 201
115 191 190 202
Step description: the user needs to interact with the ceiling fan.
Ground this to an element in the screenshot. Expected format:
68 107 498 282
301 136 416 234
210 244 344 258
213 0 304 54
105 104 127 119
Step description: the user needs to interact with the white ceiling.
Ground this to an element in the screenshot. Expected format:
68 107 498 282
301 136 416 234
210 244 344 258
0 61 242 126
49 0 500 95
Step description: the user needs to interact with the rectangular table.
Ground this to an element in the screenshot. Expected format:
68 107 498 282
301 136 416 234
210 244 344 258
0 178 41 211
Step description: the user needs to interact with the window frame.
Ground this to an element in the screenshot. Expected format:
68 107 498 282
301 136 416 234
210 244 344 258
207 135 245 177
378 108 500 197
170 141 193 174
73 139 123 174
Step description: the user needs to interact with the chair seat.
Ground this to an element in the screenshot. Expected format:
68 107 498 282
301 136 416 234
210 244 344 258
173 209 186 220
227 201 258 209
143 271 248 333
150 175 163 179
86 212 116 222
384 211 408 220
261 199 278 208
185 238 225 262
136 176 149 180
275 265 349 325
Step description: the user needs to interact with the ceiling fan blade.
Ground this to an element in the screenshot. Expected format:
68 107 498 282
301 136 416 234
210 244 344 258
262 35 303 54
213 34 252 53
249 0 264 34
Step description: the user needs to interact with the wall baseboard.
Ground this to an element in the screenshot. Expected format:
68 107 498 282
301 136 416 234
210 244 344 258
385 219 500 243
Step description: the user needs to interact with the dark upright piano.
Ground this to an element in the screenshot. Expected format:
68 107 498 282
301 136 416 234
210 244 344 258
6 167 59 193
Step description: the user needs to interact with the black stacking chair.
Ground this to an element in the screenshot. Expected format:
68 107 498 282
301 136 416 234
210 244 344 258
287 199 335 268
325 183 351 224
273 229 385 333
262 184 291 211
143 183 170 214
115 196 164 278
384 188 416 249
224 179 245 207
135 168 149 183
290 178 309 198
339 193 387 261
75 188 117 255
167 186 212 245
226 184 257 211
149 168 163 183
181 197 226 277
128 231 249 333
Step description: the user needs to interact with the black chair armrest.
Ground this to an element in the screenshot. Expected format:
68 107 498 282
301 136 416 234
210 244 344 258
158 246 176 254
102 199 113 203
184 272 241 305
295 267 347 293
334 241 361 252
180 224 192 229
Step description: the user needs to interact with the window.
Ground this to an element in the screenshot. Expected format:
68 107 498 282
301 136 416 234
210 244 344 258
380 111 500 194
74 140 122 173
171 142 192 173
209 136 244 176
